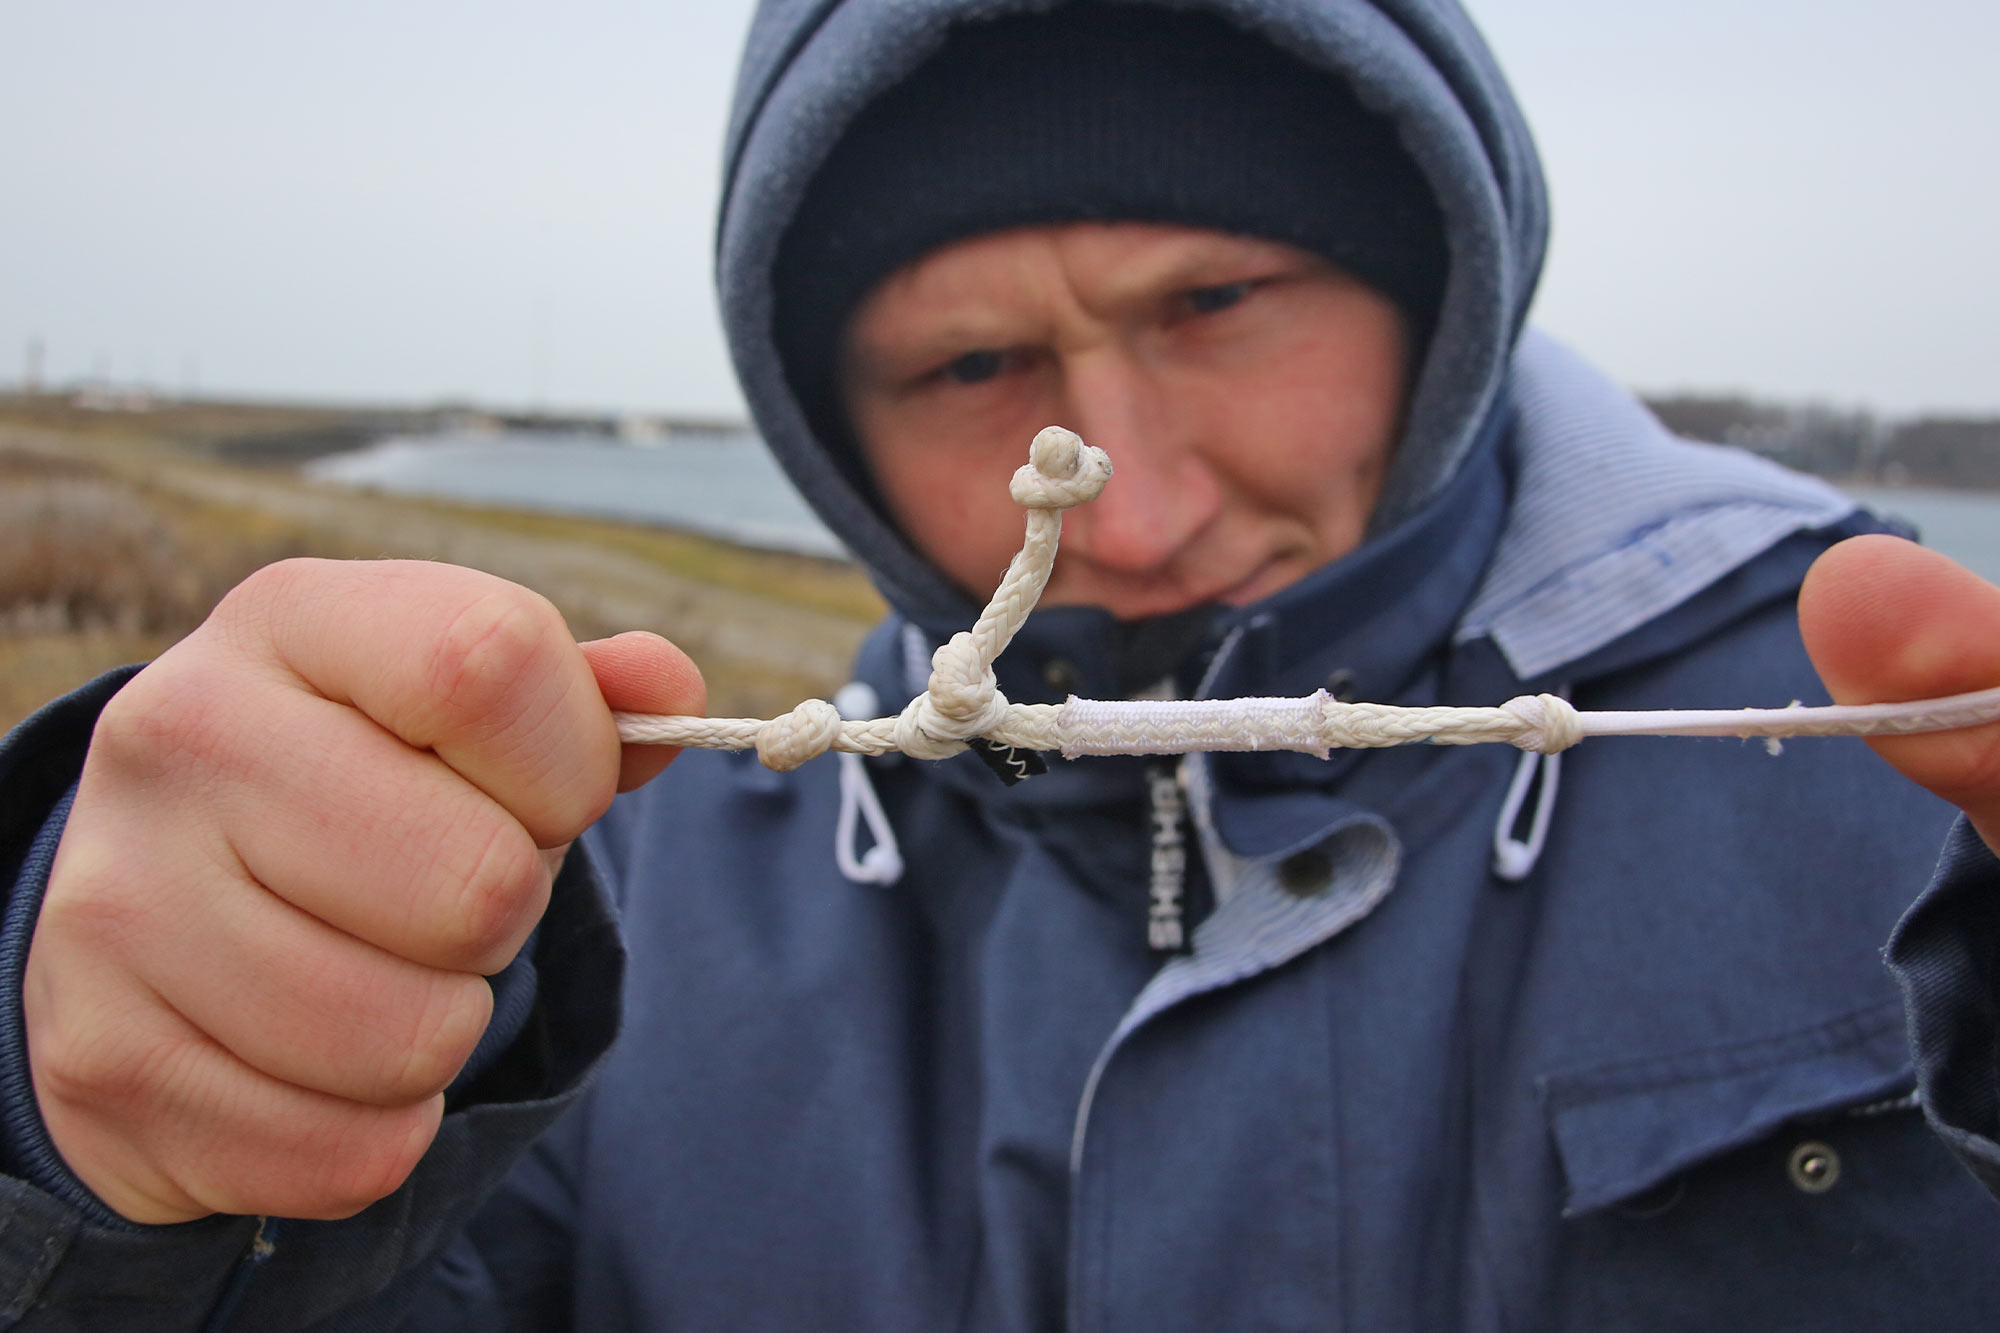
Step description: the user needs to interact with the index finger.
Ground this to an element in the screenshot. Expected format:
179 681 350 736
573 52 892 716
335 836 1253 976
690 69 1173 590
222 559 621 847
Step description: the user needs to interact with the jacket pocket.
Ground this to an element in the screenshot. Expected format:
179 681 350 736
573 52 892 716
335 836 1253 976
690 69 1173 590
1538 998 1911 1218
1531 1000 2000 1330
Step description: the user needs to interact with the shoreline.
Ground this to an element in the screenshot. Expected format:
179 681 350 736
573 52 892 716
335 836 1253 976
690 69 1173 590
0 409 885 732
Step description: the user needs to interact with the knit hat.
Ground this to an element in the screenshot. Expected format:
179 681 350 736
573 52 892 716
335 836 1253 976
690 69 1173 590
772 1 1449 474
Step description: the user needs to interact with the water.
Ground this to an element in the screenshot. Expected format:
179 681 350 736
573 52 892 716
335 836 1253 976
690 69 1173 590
1842 485 2000 585
305 428 847 559
304 430 2000 585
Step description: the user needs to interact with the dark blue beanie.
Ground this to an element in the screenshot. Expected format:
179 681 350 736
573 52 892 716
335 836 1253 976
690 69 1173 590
773 2 1449 465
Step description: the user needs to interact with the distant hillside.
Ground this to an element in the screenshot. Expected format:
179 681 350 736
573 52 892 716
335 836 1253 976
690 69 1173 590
7 386 1992 490
0 391 747 464
1643 394 2000 489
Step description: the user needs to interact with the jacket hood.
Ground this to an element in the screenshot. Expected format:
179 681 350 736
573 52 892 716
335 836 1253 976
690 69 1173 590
717 0 1548 627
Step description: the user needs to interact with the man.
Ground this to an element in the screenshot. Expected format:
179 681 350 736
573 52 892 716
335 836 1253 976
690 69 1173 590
2 0 1999 1327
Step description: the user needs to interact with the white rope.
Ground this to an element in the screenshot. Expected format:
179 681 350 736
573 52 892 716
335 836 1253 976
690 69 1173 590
612 427 2000 769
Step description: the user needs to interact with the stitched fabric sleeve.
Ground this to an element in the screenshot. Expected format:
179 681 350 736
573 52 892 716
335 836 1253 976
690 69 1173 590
1887 817 2000 1199
0 780 124 1223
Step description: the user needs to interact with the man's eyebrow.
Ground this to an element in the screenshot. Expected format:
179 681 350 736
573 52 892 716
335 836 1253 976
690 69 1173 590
853 328 1006 374
851 302 1040 364
1066 240 1304 308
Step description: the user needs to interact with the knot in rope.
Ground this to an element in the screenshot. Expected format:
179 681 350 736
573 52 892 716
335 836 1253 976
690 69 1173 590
755 697 844 772
893 631 1014 761
608 427 2000 773
1009 426 1114 510
1501 693 1584 754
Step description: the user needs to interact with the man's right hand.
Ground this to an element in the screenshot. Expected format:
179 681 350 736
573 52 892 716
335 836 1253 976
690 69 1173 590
22 558 704 1225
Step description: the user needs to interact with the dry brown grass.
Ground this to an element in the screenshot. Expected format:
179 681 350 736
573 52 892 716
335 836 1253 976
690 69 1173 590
0 632 175 729
0 423 886 733
0 456 201 636
0 445 346 727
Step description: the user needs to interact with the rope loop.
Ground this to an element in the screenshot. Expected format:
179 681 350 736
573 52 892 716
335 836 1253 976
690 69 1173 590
1501 692 1585 754
755 697 844 772
1010 425 1113 509
892 632 1016 761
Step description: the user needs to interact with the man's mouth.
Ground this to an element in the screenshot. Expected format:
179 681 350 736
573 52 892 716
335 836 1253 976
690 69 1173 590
1212 556 1296 607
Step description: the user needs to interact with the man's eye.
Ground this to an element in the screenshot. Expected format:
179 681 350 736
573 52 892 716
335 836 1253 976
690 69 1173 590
1184 281 1252 315
945 350 1005 384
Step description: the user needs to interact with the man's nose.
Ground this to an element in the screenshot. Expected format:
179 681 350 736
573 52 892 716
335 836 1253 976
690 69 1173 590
1055 352 1221 575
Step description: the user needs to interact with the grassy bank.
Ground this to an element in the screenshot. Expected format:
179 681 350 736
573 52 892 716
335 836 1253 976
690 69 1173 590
0 403 885 733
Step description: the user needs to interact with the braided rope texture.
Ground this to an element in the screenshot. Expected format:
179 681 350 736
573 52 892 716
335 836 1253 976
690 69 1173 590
611 429 2000 771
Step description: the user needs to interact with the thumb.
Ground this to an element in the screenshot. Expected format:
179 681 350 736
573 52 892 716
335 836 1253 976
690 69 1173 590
580 631 708 792
1799 534 2000 851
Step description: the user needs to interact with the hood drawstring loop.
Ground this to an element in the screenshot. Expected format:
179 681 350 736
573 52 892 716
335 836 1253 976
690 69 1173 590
1492 683 1570 883
833 682 904 886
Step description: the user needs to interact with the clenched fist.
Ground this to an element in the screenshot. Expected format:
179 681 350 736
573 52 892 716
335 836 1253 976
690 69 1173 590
24 559 703 1224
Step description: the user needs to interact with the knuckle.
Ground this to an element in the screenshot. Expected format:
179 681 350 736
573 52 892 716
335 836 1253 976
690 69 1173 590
205 559 289 628
382 974 492 1103
295 1102 441 1220
210 558 331 652
272 944 484 1106
90 659 235 782
30 1031 116 1115
423 588 567 739
36 864 158 973
440 821 550 972
227 555 317 602
224 557 305 605
33 1006 187 1127
573 750 621 828
536 759 616 849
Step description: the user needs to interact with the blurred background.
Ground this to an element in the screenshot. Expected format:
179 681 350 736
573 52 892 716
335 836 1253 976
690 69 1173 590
3 0 1997 726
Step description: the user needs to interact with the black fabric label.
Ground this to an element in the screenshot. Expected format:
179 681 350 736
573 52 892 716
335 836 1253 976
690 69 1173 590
967 738 1048 785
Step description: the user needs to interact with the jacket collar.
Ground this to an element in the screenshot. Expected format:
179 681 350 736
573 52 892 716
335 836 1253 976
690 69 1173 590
1459 332 1856 679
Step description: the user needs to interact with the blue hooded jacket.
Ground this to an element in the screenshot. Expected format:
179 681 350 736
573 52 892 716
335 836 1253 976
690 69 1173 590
2 1 2000 1328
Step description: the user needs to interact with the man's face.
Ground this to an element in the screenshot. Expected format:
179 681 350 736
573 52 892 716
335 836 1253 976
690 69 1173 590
839 222 1410 620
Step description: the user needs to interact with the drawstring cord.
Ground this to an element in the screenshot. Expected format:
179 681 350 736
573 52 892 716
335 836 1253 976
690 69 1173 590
1492 685 1570 883
832 682 903 886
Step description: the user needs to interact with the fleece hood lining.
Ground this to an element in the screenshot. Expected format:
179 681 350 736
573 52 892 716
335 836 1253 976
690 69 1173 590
718 0 1545 627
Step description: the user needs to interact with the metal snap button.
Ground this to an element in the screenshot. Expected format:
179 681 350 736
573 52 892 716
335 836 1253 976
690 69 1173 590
1787 1141 1841 1194
1323 668 1360 703
1277 848 1333 897
1042 658 1081 695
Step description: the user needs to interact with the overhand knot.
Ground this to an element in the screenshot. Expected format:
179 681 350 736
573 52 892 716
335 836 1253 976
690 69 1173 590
893 631 1014 761
756 697 844 771
1009 426 1113 510
1501 693 1583 754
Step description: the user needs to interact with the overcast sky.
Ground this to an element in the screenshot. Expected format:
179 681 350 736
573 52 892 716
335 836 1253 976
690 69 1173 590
4 1 1996 419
